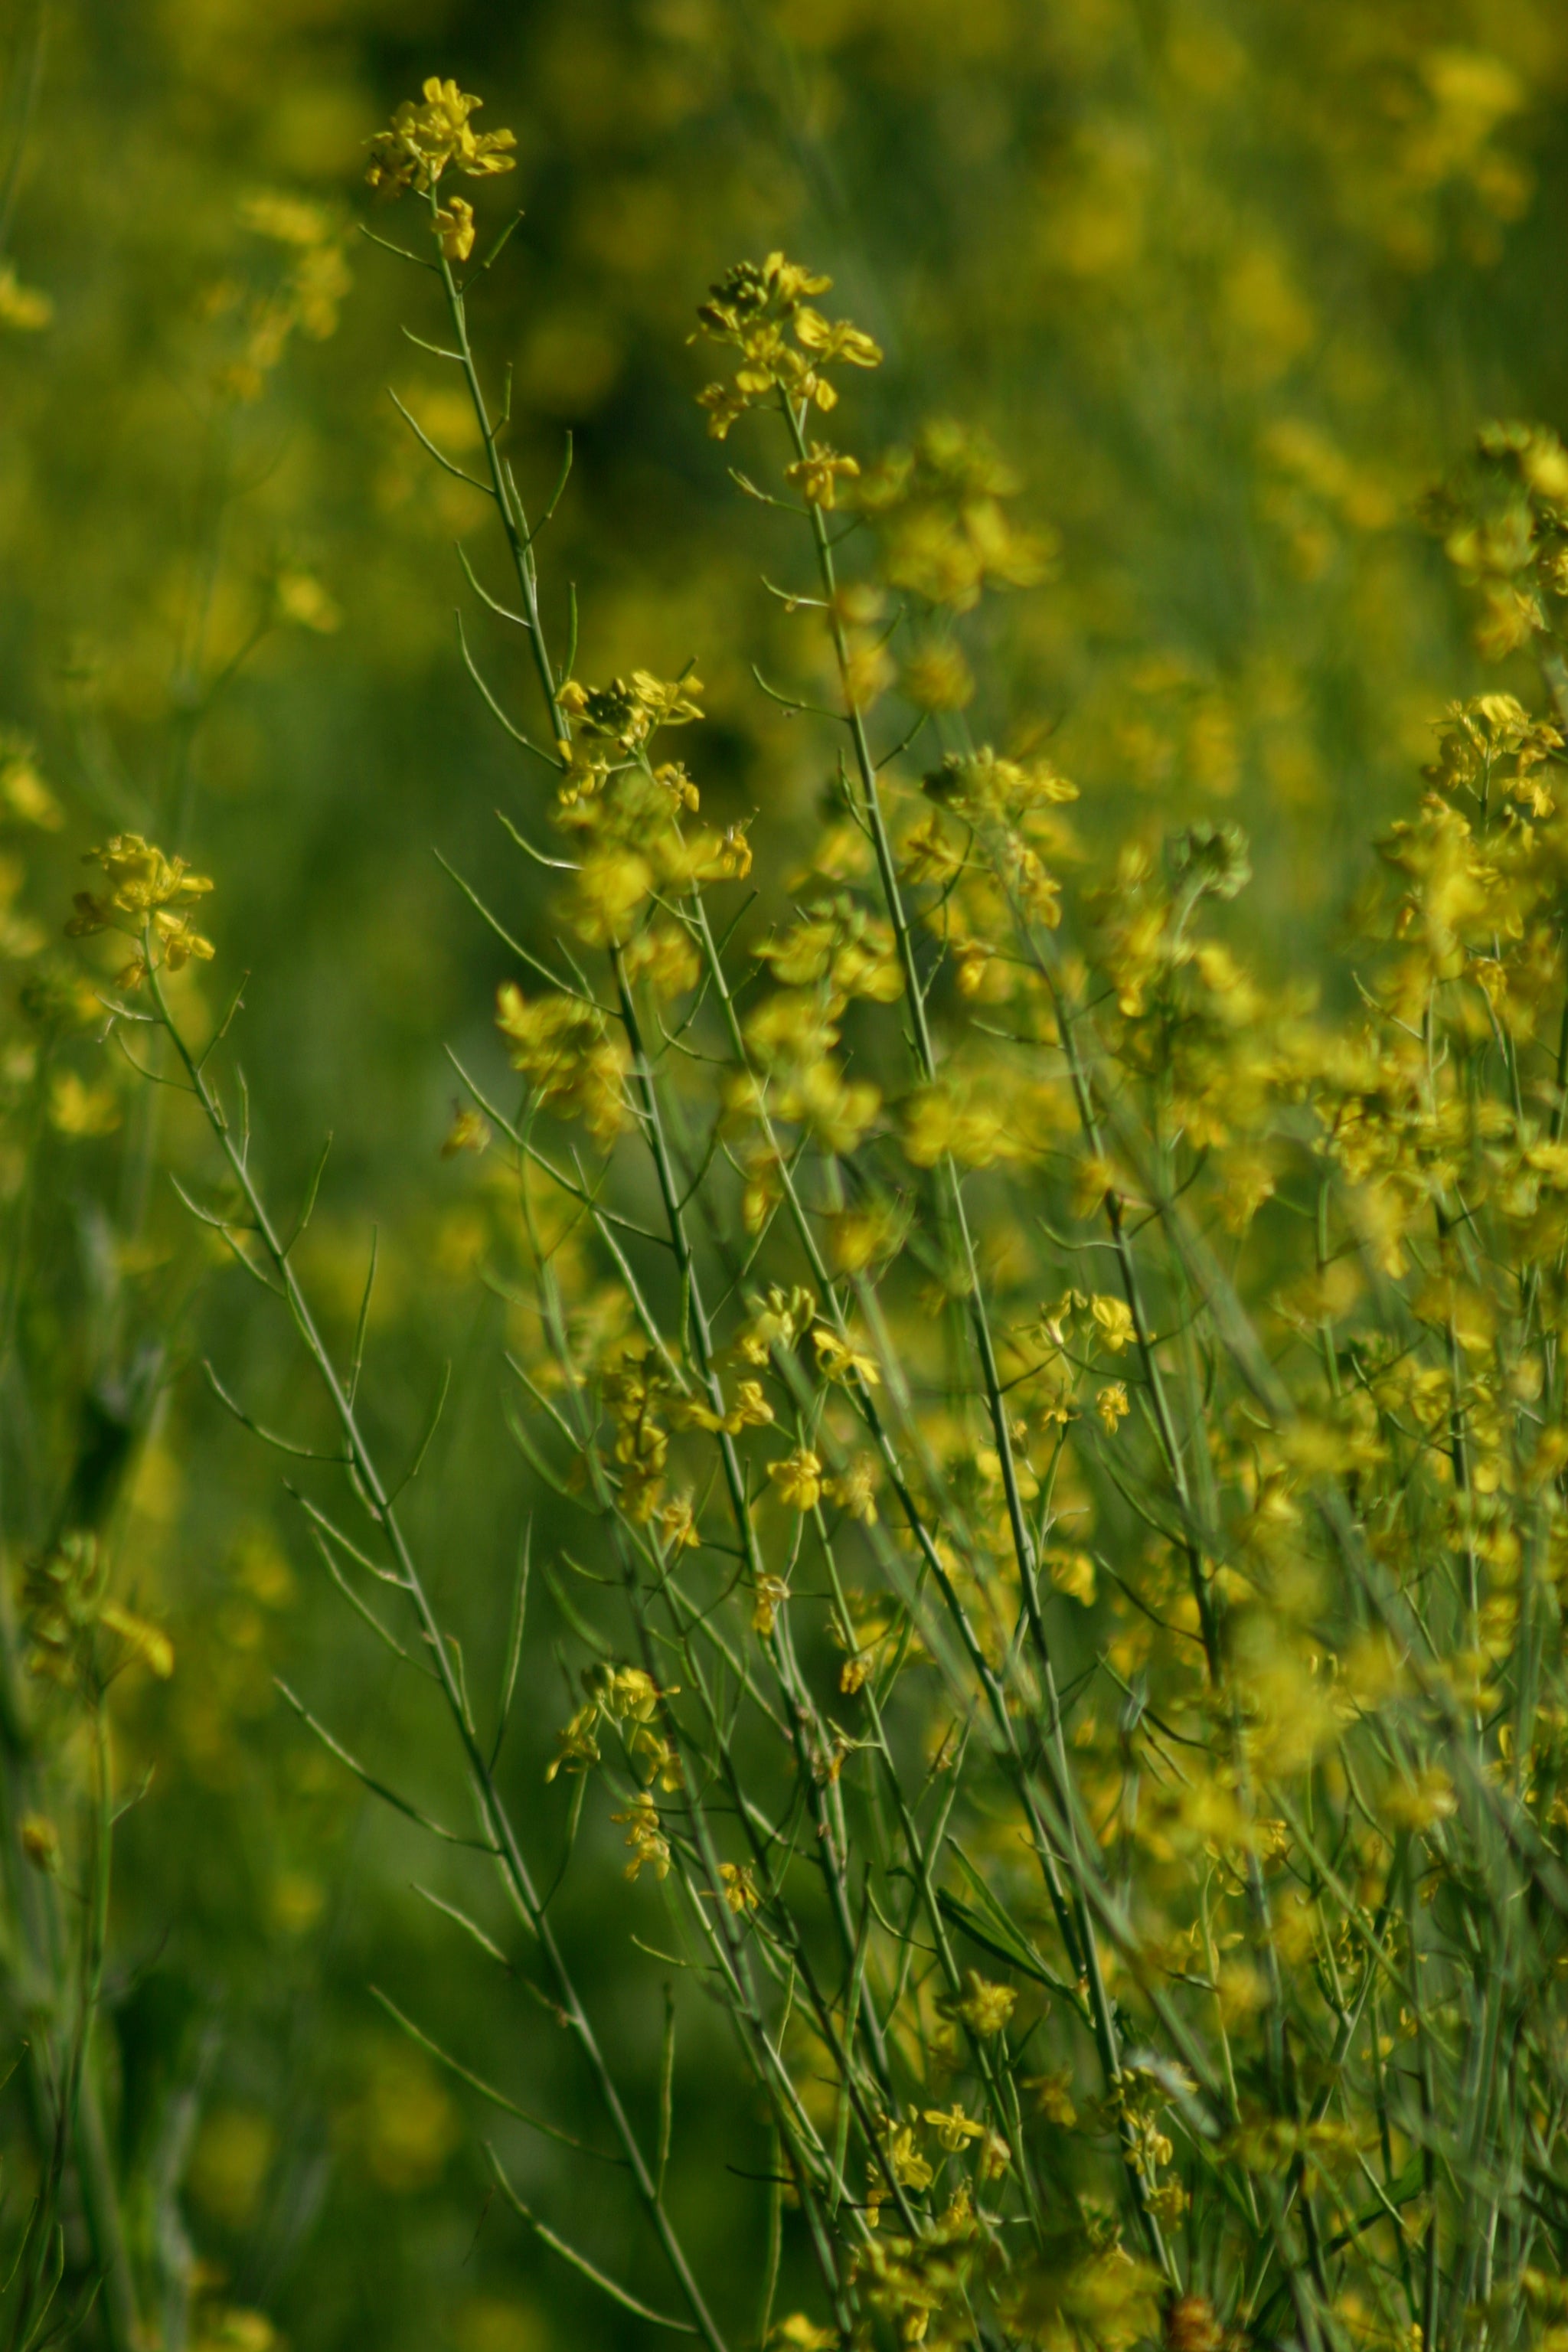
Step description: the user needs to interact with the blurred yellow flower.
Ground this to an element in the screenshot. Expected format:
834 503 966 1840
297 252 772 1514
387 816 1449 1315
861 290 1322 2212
767 1447 824 1511
48 1070 119 1138
276 570 342 633
0 263 51 332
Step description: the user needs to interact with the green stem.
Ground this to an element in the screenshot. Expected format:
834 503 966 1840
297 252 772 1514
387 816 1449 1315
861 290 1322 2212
144 952 732 2352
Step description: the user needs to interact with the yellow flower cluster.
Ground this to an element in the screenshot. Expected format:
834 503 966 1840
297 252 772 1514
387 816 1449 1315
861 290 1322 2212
495 983 629 1147
211 191 351 404
95 146 1568 2352
858 420 1054 612
542 672 750 958
66 835 215 986
364 79 517 199
1426 418 1568 662
609 1795 670 1882
546 1660 681 1788
692 252 881 440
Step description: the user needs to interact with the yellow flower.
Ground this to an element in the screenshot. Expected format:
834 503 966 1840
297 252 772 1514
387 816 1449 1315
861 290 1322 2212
633 1728 684 1793
658 1494 701 1551
751 1575 790 1636
670 1377 775 1436
736 1285 818 1361
557 670 703 747
48 1071 120 1138
18 1815 59 1870
275 570 342 633
155 912 214 973
1089 1294 1135 1351
827 1455 879 1527
944 1971 1016 2037
812 1326 880 1386
623 921 700 999
902 1083 1011 1169
610 1796 671 1882
792 309 884 369
719 1861 759 1913
901 642 975 712
591 1664 664 1723
923 2104 984 2154
1046 1549 1096 1607
237 189 336 248
692 256 880 436
0 733 62 828
495 981 629 1145
694 253 831 338
439 1106 488 1158
728 1379 776 1430
784 443 861 510
1096 1381 1130 1434
365 79 517 198
776 1060 880 1155
434 195 475 261
767 1448 824 1511
1073 1155 1116 1217
1383 1765 1458 1832
67 836 212 933
0 263 51 332
632 668 704 728
544 1702 600 1782
568 848 654 947
828 1203 904 1273
65 836 216 982
1026 2070 1078 2126
773 2320 835 2352
888 2124 934 2191
99 1601 175 1680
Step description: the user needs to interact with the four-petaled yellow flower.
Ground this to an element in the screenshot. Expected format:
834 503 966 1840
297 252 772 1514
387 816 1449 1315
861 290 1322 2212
791 309 882 371
785 443 861 511
923 2103 985 2154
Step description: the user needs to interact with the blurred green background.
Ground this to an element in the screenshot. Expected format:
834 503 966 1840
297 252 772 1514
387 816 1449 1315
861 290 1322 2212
2 2 1566 2347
